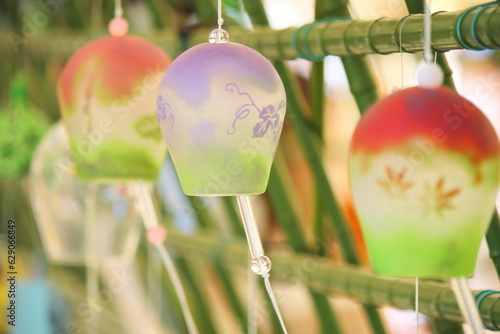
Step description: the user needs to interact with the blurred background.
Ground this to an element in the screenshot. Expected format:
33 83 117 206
1 0 500 333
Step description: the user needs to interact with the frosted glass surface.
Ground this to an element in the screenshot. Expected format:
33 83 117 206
57 36 171 182
158 42 286 196
349 87 500 279
30 123 141 266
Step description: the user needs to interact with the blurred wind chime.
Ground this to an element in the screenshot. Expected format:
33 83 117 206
52 0 199 333
157 0 289 332
348 1 500 333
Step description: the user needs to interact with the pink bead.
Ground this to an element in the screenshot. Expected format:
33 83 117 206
146 226 167 245
108 18 129 37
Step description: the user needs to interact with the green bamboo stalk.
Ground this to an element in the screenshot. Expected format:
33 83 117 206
174 257 219 334
429 318 466 334
272 59 390 334
193 0 217 24
269 154 344 334
267 155 309 253
135 240 187 333
309 0 384 331
145 0 169 29
212 259 248 330
311 0 328 262
220 197 245 237
310 0 326 138
165 228 500 329
486 212 500 278
185 195 252 332
186 195 212 228
273 60 359 263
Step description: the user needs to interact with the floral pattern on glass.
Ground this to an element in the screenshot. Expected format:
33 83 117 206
378 167 461 219
418 177 460 218
225 83 286 143
377 166 413 198
156 95 174 134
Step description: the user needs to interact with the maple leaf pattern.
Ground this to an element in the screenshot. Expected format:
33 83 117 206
418 177 460 218
377 166 413 198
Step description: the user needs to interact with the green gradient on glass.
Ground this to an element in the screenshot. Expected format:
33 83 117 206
350 147 500 279
70 139 162 182
363 217 484 278
174 145 269 196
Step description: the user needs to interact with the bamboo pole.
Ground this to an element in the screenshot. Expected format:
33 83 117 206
165 228 500 330
13 6 500 59
190 6 500 58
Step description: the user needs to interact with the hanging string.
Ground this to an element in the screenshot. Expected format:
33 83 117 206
134 182 199 334
415 276 419 334
450 277 485 334
263 275 288 334
109 0 128 36
248 256 258 334
237 196 289 334
416 0 443 89
84 185 100 333
423 0 432 64
114 0 123 18
397 15 412 90
256 253 288 334
217 0 224 42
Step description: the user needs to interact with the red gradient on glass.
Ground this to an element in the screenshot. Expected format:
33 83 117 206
58 36 170 115
351 87 499 165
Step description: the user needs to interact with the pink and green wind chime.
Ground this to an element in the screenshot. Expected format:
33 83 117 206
348 2 500 333
157 2 289 333
56 1 199 333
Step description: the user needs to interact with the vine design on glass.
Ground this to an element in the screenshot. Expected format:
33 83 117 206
156 95 174 134
225 83 285 142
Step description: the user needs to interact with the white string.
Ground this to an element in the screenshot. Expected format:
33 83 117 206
134 182 199 334
84 185 100 333
398 16 412 89
415 276 419 334
450 277 484 334
263 276 288 334
257 257 288 334
114 0 123 18
423 0 432 63
237 196 289 333
217 0 223 30
248 257 258 334
216 0 224 42
156 243 200 334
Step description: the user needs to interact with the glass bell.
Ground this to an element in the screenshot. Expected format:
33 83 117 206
157 42 286 195
30 122 141 266
349 86 500 278
57 36 171 182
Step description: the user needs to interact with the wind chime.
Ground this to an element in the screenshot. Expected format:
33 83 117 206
30 122 142 266
157 1 289 332
55 1 199 333
348 2 500 333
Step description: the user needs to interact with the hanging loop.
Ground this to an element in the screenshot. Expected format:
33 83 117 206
474 290 500 331
455 1 499 50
